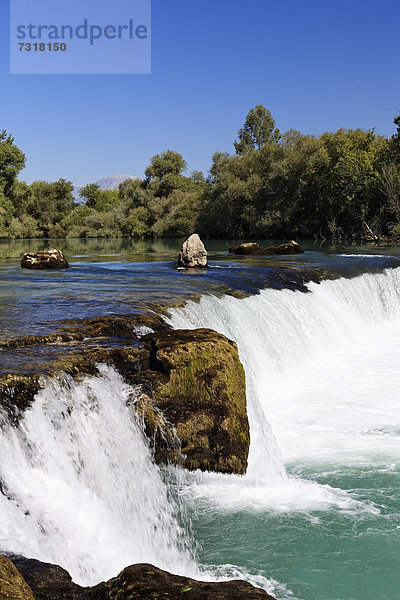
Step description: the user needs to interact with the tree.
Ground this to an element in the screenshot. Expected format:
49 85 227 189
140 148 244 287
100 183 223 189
234 105 280 154
119 179 148 207
145 150 187 181
28 179 74 235
380 163 400 222
390 113 400 161
0 130 26 193
394 113 400 140
79 183 101 207
123 206 150 237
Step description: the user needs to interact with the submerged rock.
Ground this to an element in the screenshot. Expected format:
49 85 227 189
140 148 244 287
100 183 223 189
21 249 69 270
178 234 208 268
10 556 276 600
0 555 34 600
229 240 304 255
144 328 250 474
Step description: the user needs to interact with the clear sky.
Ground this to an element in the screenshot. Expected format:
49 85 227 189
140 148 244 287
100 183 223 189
1 0 400 185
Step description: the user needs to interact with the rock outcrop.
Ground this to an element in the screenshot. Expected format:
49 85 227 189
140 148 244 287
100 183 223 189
21 249 69 270
143 328 250 474
178 234 208 268
9 557 276 600
229 240 304 255
0 555 34 600
0 326 250 475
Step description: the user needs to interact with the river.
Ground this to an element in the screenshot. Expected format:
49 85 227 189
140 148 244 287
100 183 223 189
0 238 399 599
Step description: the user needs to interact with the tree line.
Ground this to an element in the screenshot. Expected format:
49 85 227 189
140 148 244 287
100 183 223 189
1 106 400 241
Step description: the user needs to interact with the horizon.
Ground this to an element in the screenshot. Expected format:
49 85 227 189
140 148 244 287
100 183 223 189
1 0 400 184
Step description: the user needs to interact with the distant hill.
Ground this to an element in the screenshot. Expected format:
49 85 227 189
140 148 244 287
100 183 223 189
73 174 139 201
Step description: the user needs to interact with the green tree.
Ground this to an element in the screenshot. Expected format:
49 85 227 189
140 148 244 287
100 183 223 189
28 179 74 236
119 179 148 207
123 206 150 237
389 113 400 162
0 130 26 193
234 105 280 154
79 183 102 207
8 214 41 239
145 150 187 181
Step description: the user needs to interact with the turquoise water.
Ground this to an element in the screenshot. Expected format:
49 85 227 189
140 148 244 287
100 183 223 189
189 467 400 599
168 271 400 600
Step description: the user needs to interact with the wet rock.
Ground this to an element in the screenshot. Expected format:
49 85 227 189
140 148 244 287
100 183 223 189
10 557 276 600
0 374 43 424
143 328 250 474
0 555 34 599
0 333 85 351
21 249 69 270
230 240 304 255
108 563 276 600
229 242 261 255
178 234 208 268
0 326 250 475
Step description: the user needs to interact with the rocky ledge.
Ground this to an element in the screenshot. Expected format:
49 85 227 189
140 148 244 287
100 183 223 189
0 328 250 475
2 555 277 600
229 240 304 255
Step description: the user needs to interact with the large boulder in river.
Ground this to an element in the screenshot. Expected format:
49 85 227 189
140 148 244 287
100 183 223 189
0 555 34 600
21 249 69 270
143 328 250 474
230 240 304 255
10 556 276 600
178 234 208 268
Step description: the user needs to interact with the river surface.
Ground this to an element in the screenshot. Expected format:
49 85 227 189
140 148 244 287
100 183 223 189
0 238 399 599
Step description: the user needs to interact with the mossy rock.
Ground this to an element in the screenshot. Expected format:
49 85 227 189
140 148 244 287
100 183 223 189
144 329 250 474
0 326 250 476
0 555 34 600
11 557 276 600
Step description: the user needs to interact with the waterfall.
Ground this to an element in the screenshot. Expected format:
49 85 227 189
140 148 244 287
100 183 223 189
166 268 400 512
1 267 399 599
0 365 196 585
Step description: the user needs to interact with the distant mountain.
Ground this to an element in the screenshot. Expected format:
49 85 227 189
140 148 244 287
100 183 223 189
73 174 139 201
96 174 139 190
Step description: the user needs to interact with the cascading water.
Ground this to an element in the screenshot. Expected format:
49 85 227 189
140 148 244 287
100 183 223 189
166 268 400 512
0 365 196 585
1 266 400 600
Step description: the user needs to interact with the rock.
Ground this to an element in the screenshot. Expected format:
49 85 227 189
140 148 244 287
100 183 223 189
230 240 305 256
230 242 261 255
21 249 69 270
144 328 250 474
178 234 208 268
0 374 43 424
0 555 34 600
0 326 250 475
108 563 276 600
262 240 304 255
10 557 276 600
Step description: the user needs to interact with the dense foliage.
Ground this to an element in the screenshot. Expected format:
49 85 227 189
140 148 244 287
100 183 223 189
1 106 400 241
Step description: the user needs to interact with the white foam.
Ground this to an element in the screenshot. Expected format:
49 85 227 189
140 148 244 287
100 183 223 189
167 268 400 513
0 366 195 585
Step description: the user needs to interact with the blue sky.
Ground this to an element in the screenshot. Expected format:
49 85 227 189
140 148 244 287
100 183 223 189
1 0 400 185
